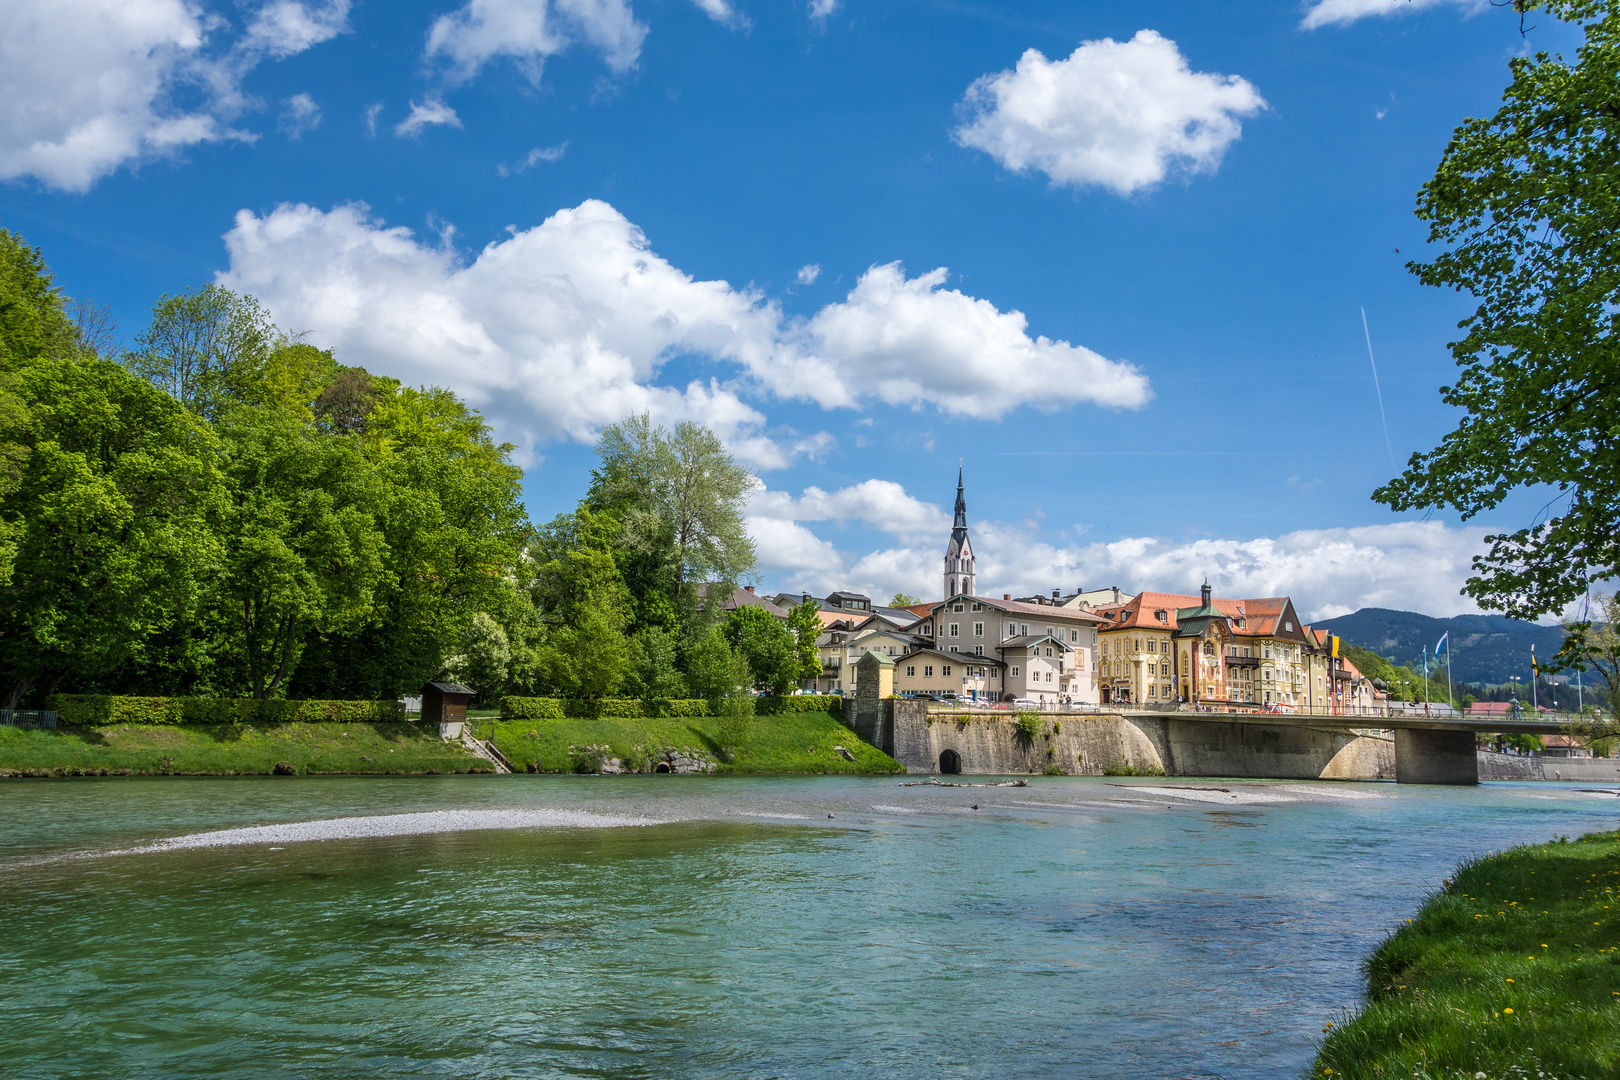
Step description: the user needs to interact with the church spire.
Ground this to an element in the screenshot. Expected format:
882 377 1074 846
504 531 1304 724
944 466 975 599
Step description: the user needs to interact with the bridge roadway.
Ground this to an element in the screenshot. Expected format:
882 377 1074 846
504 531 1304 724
918 704 1603 784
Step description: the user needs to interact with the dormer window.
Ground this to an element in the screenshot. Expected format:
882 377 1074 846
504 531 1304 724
1155 610 1167 623
1236 618 1246 628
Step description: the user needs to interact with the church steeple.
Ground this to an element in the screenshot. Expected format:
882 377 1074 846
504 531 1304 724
944 467 975 599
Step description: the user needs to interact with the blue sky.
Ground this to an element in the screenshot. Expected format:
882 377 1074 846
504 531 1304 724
0 0 1580 619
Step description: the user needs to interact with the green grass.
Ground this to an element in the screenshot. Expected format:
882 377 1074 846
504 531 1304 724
480 710 903 774
0 721 494 777
1312 830 1620 1079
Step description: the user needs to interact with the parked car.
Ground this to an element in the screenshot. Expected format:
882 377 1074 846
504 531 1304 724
1261 702 1296 714
1008 698 1036 708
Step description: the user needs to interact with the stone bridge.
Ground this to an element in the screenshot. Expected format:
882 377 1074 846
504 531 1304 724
844 652 1598 785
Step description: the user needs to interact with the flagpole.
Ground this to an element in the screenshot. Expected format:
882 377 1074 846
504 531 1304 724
1445 634 1454 714
1423 647 1429 711
1531 645 1539 714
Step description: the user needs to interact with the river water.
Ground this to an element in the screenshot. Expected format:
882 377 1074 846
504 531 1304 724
2 776 1617 1080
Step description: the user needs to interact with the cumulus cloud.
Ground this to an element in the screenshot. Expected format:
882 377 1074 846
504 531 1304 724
748 477 1502 620
425 0 646 85
796 263 821 285
795 263 1152 415
809 0 839 21
218 198 1148 465
0 0 350 192
1300 0 1486 29
278 93 322 138
690 0 748 28
953 29 1266 196
498 142 568 175
394 96 463 138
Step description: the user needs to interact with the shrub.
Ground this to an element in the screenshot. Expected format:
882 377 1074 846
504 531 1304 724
1013 710 1042 743
47 695 403 726
1102 761 1166 777
499 695 841 720
754 694 843 715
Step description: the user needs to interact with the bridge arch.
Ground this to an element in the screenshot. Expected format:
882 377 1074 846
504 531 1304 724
939 749 961 775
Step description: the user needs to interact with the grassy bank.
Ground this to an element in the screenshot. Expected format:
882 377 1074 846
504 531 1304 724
480 710 902 774
1313 830 1620 1079
0 722 493 777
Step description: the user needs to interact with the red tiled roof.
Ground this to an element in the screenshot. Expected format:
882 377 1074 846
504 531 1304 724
927 596 1102 622
1098 591 1298 637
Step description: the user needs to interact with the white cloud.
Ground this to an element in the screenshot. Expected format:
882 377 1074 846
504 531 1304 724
217 200 1147 463
953 29 1266 196
425 0 646 85
278 93 322 138
796 263 821 285
0 0 350 192
394 96 463 138
243 0 350 58
363 102 383 136
690 0 749 29
1300 0 1486 30
498 142 568 175
794 263 1152 415
750 478 1505 620
809 0 839 21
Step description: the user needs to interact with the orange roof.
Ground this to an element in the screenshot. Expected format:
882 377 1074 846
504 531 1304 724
1098 591 1299 637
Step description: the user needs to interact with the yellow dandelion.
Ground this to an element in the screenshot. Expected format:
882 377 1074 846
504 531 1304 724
1503 1007 1514 1014
1506 978 1514 983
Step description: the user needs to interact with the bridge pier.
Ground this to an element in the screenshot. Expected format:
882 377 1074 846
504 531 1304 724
1394 729 1478 785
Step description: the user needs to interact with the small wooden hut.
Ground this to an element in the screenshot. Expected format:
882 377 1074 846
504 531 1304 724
421 682 473 725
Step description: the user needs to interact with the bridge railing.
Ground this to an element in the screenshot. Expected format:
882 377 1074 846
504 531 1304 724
918 700 1604 726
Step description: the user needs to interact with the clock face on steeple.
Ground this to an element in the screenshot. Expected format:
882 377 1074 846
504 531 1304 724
945 468 975 599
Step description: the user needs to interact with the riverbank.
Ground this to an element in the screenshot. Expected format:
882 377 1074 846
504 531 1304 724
0 722 494 777
480 710 903 774
1312 829 1620 1078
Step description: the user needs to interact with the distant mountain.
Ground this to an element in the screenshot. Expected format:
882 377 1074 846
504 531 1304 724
1313 608 1568 687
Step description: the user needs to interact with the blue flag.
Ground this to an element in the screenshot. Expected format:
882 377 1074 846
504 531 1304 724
1435 631 1448 654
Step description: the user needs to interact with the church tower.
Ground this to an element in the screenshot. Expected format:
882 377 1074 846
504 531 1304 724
944 468 976 599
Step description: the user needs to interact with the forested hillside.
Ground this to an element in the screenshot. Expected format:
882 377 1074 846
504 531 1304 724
1315 608 1568 685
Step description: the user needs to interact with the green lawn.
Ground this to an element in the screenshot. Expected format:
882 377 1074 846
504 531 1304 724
1313 830 1620 1079
482 710 902 774
0 721 493 777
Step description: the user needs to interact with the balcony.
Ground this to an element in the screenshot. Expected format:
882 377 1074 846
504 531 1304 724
1224 652 1260 666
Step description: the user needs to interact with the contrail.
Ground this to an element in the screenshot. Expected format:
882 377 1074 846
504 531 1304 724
1361 307 1397 470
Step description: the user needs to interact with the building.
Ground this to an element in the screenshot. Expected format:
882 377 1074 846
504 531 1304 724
1095 588 1310 707
894 648 1005 699
902 471 1101 704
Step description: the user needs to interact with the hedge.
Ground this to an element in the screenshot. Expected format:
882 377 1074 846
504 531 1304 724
46 695 405 727
499 694 844 720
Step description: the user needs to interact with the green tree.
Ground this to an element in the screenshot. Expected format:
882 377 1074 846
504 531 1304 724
129 285 280 420
211 408 387 698
890 593 921 607
1375 1 1620 620
445 611 511 703
539 595 630 703
624 625 688 700
1559 590 1620 718
723 604 801 696
713 649 755 762
786 597 824 688
685 627 737 702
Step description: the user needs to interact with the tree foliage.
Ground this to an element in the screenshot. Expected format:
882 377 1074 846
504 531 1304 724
1375 1 1620 619
1558 590 1620 717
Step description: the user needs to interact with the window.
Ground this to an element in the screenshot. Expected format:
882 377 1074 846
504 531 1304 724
1148 639 1157 653
1011 667 1020 677
948 623 959 637
1045 671 1053 683
948 645 959 652
1207 685 1215 697
905 666 915 677
1045 647 1053 657
1149 685 1157 697
973 622 984 636
1264 668 1273 681
974 645 984 656
1155 610 1167 623
1203 641 1215 656
923 624 932 636
954 604 964 613
972 603 982 612
1070 629 1078 641
1236 618 1246 628
1007 623 1017 636
1045 627 1054 637
942 665 952 676
925 665 934 677
1285 621 1293 631
1263 645 1271 659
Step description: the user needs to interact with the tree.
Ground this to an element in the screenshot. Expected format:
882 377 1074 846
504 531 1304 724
685 627 737 702
211 408 387 698
713 649 755 762
1374 1 1620 620
890 593 921 607
723 605 801 695
129 285 279 420
539 594 630 702
445 612 510 703
624 625 688 700
786 597 824 689
1559 590 1620 718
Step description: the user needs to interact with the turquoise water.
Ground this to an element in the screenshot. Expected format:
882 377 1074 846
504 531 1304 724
2 777 1618 1079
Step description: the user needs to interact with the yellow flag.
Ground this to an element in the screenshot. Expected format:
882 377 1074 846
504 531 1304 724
1331 635 1339 658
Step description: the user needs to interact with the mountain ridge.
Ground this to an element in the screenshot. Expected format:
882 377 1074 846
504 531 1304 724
1312 608 1567 686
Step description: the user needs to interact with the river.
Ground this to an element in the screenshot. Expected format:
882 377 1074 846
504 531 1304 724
1 775 1616 1079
